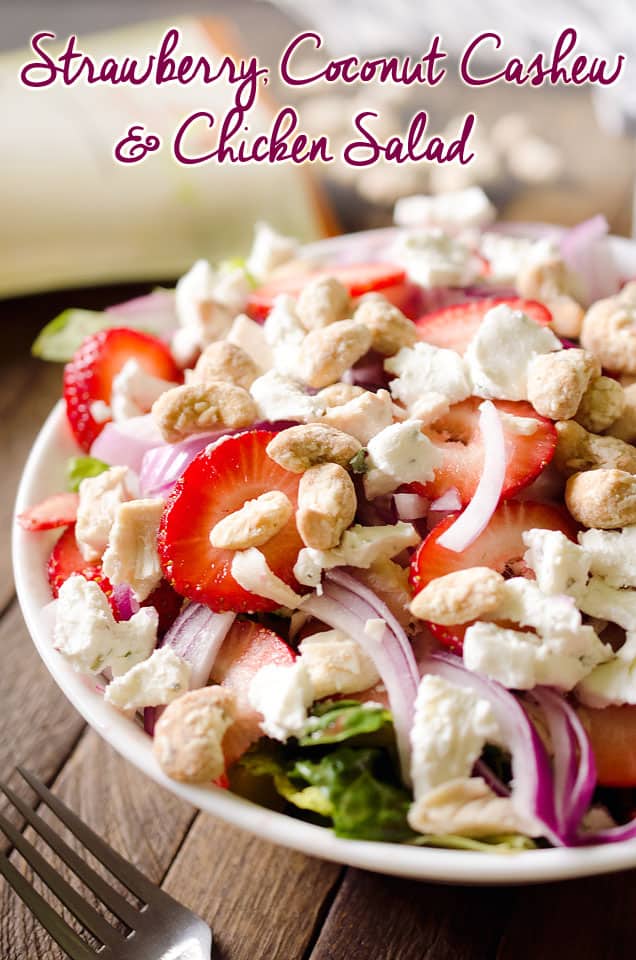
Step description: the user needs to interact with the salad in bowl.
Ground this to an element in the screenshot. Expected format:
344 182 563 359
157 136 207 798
15 188 636 870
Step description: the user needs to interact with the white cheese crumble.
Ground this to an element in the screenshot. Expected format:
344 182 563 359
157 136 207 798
293 522 419 588
479 233 559 285
523 528 590 599
298 628 379 699
463 578 610 690
321 389 394 445
577 639 636 707
464 304 561 401
173 258 250 366
110 359 178 423
231 548 304 609
226 313 274 373
248 661 313 740
246 221 299 282
393 188 495 233
392 229 477 287
409 674 501 798
364 419 441 498
54 575 157 677
577 576 636 632
75 466 131 562
89 400 112 424
249 370 325 423
385 342 472 410
263 294 306 376
104 647 190 711
578 526 636 589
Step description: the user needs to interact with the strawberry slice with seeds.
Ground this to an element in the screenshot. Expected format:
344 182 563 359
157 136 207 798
47 525 181 634
406 398 557 507
212 618 295 765
63 327 180 451
158 430 305 613
247 262 407 321
17 492 79 531
415 298 552 354
410 500 577 652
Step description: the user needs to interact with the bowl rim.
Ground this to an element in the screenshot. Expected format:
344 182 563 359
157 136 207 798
13 226 636 885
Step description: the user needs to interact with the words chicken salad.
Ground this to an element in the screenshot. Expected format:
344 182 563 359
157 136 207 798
19 188 636 851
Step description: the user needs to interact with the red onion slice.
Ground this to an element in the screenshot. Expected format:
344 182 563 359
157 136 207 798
393 492 429 521
531 688 596 841
160 603 235 691
139 420 300 498
303 570 420 782
111 584 140 621
559 216 621 305
90 415 164 473
436 401 506 553
105 290 177 340
429 488 462 512
421 652 563 845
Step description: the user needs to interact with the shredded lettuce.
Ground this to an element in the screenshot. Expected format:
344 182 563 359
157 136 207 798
410 834 536 853
66 455 110 492
299 700 392 747
31 309 113 362
239 741 414 842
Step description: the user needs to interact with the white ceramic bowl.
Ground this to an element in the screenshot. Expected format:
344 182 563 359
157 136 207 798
13 228 636 884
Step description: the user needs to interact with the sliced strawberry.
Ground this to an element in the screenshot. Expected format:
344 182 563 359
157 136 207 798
158 430 305 613
410 500 577 652
63 327 180 451
247 262 407 321
407 398 557 506
578 706 636 787
48 525 182 634
415 298 553 355
212 618 295 766
47 526 113 600
370 280 424 320
17 492 79 531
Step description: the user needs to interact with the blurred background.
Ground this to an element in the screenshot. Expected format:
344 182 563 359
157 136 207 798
1 0 634 299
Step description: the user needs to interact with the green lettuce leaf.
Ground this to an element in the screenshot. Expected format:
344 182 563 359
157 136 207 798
66 456 110 492
410 834 536 853
289 747 414 842
348 449 368 474
31 309 113 362
299 700 393 747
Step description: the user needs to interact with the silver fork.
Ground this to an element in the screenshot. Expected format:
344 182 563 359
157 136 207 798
0 767 212 959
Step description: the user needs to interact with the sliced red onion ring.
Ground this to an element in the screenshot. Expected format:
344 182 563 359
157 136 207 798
473 758 510 798
560 215 621 305
430 488 462 512
90 415 164 473
139 420 299 498
531 688 596 841
105 290 177 340
393 492 429 521
111 584 140 621
303 570 420 782
436 401 506 553
421 652 563 845
160 603 236 691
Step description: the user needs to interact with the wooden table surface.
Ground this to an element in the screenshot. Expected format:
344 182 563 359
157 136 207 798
1 279 636 960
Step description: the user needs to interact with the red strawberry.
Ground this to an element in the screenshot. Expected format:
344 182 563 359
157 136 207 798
578 706 636 787
410 500 577 652
48 525 181 635
247 262 407 321
47 526 113 600
17 492 79 531
63 328 180 451
415 298 553 354
212 618 295 765
158 430 305 613
406 398 557 507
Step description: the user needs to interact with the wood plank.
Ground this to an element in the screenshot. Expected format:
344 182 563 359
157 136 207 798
496 870 636 960
309 868 515 960
161 813 343 960
0 729 197 959
0 600 86 853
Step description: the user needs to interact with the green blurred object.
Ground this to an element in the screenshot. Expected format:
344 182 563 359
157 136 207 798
66 456 110 492
31 309 110 362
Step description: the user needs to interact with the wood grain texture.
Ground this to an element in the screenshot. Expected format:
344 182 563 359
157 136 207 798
309 868 515 960
161 813 343 960
0 601 86 852
496 871 636 960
